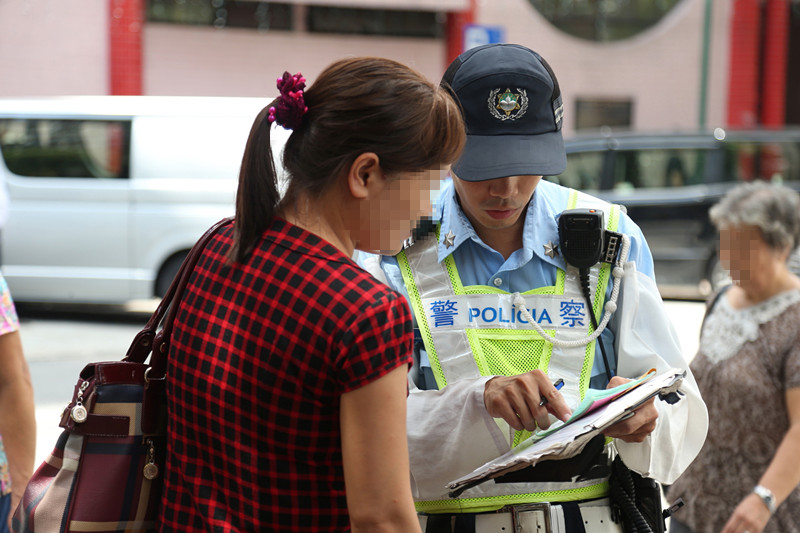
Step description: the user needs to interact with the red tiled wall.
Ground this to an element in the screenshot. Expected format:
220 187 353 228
726 0 761 127
445 0 476 66
727 0 790 128
109 0 143 95
761 0 789 127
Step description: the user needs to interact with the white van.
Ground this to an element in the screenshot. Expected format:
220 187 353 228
0 96 286 304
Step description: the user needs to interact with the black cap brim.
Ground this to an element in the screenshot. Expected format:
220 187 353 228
452 129 567 182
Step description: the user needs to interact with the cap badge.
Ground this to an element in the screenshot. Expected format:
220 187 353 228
488 88 528 121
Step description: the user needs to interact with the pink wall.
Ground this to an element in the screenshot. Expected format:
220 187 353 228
143 24 446 95
0 0 732 133
0 0 108 96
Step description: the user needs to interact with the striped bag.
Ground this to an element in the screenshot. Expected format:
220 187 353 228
12 218 231 533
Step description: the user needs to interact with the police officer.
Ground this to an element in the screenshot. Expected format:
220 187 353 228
363 43 708 533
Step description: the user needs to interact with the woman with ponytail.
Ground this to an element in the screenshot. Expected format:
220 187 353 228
159 57 465 532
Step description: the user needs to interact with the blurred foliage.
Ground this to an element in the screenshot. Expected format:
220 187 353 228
145 0 442 37
528 0 683 42
147 0 292 31
306 7 443 38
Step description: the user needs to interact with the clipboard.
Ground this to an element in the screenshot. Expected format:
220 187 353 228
446 367 686 498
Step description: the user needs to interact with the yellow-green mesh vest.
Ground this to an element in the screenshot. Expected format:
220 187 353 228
398 189 621 513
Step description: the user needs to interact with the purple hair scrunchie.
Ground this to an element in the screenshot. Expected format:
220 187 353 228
267 71 308 130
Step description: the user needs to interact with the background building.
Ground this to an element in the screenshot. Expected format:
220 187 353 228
0 0 797 136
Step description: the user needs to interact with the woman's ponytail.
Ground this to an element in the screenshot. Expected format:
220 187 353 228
230 102 281 263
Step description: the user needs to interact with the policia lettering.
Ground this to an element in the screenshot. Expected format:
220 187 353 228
397 189 624 513
426 295 588 329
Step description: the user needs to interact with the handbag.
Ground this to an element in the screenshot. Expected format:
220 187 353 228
12 218 232 533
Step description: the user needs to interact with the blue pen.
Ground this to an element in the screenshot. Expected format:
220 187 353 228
539 378 565 407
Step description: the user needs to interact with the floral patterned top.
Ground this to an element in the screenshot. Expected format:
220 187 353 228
668 289 800 533
0 274 19 496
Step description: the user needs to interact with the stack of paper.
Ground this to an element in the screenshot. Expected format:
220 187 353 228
446 368 686 497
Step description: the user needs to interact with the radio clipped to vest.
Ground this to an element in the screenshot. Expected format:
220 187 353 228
558 208 623 268
556 208 625 380
512 208 629 373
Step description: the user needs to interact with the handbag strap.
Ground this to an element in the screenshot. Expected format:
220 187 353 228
124 217 234 365
700 283 732 334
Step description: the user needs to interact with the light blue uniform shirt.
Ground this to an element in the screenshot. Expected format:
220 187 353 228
365 178 655 389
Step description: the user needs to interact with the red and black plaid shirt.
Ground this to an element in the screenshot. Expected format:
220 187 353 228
159 218 413 532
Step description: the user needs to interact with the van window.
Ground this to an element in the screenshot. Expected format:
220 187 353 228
0 119 131 179
722 141 800 183
610 148 707 190
553 150 605 190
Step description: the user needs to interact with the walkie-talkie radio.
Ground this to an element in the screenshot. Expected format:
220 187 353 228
558 209 622 268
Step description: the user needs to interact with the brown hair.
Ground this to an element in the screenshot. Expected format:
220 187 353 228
230 57 466 262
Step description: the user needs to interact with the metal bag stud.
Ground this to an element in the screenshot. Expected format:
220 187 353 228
143 438 160 480
70 382 89 423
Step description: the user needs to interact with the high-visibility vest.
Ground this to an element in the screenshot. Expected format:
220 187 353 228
398 189 622 513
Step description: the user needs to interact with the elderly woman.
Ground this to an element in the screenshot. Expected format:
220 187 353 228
668 181 800 533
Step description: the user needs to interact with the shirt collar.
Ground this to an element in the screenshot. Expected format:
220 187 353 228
434 178 566 271
525 180 566 271
435 180 477 261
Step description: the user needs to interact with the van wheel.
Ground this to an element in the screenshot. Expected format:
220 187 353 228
156 252 189 298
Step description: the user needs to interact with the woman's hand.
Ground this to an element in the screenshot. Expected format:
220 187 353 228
719 492 771 533
602 376 658 443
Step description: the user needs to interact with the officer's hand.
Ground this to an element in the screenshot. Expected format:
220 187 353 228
602 376 658 443
484 370 572 432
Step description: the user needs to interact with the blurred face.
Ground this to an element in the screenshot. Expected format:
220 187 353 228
718 225 784 284
357 168 448 255
452 173 541 234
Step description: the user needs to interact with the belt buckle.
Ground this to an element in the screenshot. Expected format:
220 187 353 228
507 502 552 533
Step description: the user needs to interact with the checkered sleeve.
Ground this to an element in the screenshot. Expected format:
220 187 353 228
336 290 414 393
